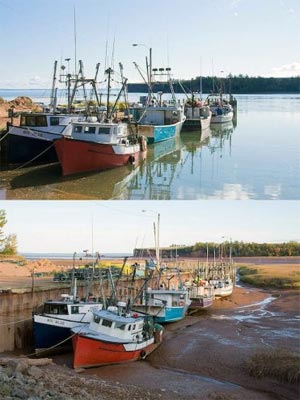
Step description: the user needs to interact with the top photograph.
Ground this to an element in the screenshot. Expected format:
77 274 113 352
0 0 299 200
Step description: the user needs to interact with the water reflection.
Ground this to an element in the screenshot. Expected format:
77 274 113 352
1 95 300 199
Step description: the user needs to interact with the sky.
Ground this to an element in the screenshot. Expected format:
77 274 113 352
0 0 299 88
1 201 299 253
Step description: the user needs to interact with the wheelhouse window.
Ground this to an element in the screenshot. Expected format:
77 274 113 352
71 306 79 314
115 322 126 330
44 303 68 315
74 125 82 133
102 319 113 327
50 116 60 126
94 315 101 324
20 115 47 127
98 127 111 135
84 126 96 134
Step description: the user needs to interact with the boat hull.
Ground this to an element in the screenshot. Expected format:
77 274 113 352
132 305 186 323
55 137 144 176
33 320 73 351
210 112 234 124
6 129 58 164
72 333 162 368
189 297 213 309
138 120 185 143
213 286 233 297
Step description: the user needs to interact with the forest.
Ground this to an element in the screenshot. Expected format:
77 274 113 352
177 241 300 257
128 76 300 94
134 241 300 258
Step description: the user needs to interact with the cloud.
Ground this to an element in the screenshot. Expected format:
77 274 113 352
28 76 42 86
0 77 51 89
271 62 300 77
230 0 241 7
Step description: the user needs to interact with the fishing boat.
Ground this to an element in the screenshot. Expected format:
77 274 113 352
54 118 147 176
183 94 212 131
133 285 191 323
210 277 233 297
132 214 191 323
5 60 100 166
6 112 80 165
54 68 147 176
71 303 164 368
33 293 103 352
132 52 185 143
185 280 214 310
206 93 234 124
135 101 186 143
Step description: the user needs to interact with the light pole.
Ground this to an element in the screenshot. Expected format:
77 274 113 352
132 43 152 90
142 209 160 268
71 251 77 298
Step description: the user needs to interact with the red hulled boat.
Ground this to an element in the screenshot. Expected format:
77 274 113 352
54 120 147 176
71 304 163 368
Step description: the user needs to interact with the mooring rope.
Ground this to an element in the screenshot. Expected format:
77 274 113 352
0 317 32 327
14 142 55 170
25 327 84 358
0 130 10 143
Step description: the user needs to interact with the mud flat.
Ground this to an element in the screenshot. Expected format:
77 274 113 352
0 261 299 399
36 285 298 400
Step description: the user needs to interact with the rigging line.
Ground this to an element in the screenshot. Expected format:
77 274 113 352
0 317 31 327
0 130 10 142
25 329 81 358
14 142 55 170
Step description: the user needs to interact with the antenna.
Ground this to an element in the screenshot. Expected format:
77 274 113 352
111 35 116 70
73 5 77 76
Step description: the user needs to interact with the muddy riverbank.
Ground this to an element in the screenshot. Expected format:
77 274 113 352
5 285 294 400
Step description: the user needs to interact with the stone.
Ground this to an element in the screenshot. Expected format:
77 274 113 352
12 387 28 399
28 366 43 380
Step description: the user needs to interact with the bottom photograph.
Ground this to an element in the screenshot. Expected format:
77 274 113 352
0 200 299 400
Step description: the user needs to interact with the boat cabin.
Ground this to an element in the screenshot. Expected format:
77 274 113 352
19 113 80 133
89 309 147 342
143 289 187 308
42 297 102 320
138 106 184 126
70 121 129 144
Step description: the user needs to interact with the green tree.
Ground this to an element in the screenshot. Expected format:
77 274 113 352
0 209 7 248
2 234 18 255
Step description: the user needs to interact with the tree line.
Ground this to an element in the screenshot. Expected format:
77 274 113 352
172 241 300 258
134 241 300 258
128 76 300 94
0 210 17 256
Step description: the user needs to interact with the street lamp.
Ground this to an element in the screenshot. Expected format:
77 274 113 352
142 209 160 267
132 43 152 89
71 251 77 298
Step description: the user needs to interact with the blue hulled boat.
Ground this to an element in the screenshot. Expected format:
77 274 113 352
33 293 103 353
133 286 190 323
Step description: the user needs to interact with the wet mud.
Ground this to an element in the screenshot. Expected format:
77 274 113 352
50 286 300 399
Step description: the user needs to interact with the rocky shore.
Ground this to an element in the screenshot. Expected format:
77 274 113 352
0 357 173 400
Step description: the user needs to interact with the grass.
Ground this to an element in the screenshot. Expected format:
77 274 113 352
238 264 300 289
247 349 300 384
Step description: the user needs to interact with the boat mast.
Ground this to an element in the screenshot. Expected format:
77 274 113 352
105 67 113 120
50 60 58 112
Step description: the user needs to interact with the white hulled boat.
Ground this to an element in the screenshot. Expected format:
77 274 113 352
206 93 234 124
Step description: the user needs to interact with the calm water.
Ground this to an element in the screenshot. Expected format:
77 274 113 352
0 94 299 200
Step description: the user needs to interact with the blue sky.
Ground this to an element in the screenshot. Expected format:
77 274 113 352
0 0 299 88
1 201 299 253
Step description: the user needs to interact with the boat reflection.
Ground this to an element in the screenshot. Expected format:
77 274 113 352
208 122 234 157
4 122 235 200
115 131 216 200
